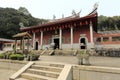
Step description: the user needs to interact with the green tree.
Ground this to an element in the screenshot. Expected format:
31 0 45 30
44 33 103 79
0 7 48 39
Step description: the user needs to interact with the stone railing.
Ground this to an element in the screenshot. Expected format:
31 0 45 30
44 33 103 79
57 64 73 80
73 65 120 80
9 62 34 80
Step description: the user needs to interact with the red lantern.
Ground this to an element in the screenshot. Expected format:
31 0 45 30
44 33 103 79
44 28 46 31
80 22 82 26
74 23 76 27
68 24 70 28
86 21 88 25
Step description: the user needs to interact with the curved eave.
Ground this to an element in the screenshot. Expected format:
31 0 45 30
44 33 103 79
21 12 97 32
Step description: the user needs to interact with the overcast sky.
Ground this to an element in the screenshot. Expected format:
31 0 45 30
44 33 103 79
0 0 120 19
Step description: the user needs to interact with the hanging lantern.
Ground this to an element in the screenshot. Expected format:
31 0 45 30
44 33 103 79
85 21 88 25
74 23 76 27
80 22 82 26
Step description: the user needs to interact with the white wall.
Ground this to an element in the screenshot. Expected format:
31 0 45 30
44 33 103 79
39 42 95 50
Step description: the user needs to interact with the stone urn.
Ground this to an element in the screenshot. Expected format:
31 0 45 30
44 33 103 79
77 50 90 65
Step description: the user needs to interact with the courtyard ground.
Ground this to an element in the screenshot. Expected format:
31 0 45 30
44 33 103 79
0 56 120 80
39 56 120 68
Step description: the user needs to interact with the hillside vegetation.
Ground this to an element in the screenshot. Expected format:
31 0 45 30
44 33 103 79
98 15 120 31
0 7 47 39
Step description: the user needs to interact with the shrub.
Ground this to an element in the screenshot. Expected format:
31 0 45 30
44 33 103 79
10 54 24 60
5 52 12 59
27 53 40 61
10 54 17 60
0 53 5 59
16 54 24 60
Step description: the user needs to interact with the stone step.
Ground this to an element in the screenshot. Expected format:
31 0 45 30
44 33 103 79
49 64 64 68
35 62 64 68
31 65 62 72
26 69 59 78
21 73 57 80
43 51 52 55
15 78 28 80
54 50 75 56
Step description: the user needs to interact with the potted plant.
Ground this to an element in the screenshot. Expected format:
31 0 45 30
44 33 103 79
77 49 90 65
27 51 40 61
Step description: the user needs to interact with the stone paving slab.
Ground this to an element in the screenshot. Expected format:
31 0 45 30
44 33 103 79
0 69 15 80
39 56 120 68
0 61 25 80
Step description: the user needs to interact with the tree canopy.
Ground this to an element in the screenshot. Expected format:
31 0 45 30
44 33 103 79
98 15 120 31
0 7 48 39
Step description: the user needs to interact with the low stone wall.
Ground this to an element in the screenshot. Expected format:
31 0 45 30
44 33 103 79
54 50 76 56
57 64 73 80
73 65 120 80
0 59 27 80
0 59 27 70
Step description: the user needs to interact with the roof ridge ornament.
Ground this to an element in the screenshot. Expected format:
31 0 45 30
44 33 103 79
88 2 99 15
71 9 81 18
93 2 99 10
19 22 25 28
53 14 56 20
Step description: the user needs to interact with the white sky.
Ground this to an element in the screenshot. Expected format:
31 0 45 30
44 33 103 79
0 0 120 19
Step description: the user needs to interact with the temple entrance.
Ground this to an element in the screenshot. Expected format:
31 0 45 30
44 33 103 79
80 38 87 49
35 41 38 50
54 38 59 49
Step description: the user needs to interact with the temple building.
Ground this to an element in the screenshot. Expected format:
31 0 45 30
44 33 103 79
20 7 98 50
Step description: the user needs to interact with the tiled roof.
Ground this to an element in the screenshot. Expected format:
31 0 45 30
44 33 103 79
0 38 14 42
13 32 31 39
98 30 120 34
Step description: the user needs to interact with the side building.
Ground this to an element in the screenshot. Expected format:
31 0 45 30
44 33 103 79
95 30 120 49
0 38 14 51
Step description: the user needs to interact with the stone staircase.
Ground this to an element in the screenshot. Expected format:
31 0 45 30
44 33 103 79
41 50 54 55
13 62 64 80
54 50 77 56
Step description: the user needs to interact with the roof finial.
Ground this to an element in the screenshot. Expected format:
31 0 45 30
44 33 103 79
93 2 99 10
72 9 76 16
53 14 56 20
19 22 24 28
62 14 64 18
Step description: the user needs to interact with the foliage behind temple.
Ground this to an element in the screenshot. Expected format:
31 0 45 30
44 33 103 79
0 7 48 39
98 15 120 31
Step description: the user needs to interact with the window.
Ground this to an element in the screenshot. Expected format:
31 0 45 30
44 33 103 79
48 38 52 44
68 38 71 43
17 43 20 46
103 37 109 42
112 36 120 41
43 39 46 44
62 37 65 43
96 38 101 42
7 44 11 47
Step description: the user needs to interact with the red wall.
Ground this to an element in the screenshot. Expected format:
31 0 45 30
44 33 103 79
62 29 70 44
34 25 91 45
73 26 90 43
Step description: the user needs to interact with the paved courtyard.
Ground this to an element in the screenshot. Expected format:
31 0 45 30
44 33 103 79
0 61 25 80
39 56 120 68
0 56 120 80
